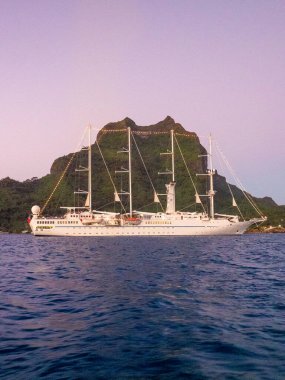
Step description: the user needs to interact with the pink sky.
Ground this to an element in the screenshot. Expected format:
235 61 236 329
0 0 284 204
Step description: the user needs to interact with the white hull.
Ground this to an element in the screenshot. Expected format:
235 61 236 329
29 216 257 237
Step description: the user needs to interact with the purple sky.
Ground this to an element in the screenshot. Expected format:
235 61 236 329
0 0 284 204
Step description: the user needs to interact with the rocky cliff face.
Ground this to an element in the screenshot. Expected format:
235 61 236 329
101 116 192 134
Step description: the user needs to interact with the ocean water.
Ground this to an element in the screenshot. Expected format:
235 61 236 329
0 234 284 380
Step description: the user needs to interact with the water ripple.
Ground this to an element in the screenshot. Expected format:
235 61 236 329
0 234 284 379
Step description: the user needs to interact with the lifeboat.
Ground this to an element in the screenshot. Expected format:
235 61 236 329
123 215 142 225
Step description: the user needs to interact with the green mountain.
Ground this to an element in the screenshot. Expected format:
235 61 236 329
0 116 284 233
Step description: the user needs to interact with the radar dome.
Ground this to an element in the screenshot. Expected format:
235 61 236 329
31 205 41 215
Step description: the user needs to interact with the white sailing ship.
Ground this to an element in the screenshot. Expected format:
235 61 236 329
29 124 266 236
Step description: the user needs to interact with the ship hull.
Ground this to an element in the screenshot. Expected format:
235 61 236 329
30 219 255 237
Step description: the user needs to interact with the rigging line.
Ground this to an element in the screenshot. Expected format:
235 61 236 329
75 150 82 208
174 134 207 214
131 132 165 212
179 202 199 211
136 202 158 211
95 140 127 214
214 141 264 217
54 169 72 212
214 143 245 220
40 126 89 215
227 184 245 220
97 201 117 210
215 141 264 217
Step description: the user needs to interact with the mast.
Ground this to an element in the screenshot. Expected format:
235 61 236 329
74 124 92 213
115 127 132 216
196 134 215 219
128 127 132 216
171 129 175 182
158 129 176 213
88 124 92 213
208 134 215 219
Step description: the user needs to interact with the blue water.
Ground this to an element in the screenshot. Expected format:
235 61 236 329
0 234 284 379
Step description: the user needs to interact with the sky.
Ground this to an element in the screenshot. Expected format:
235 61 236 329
0 0 284 205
